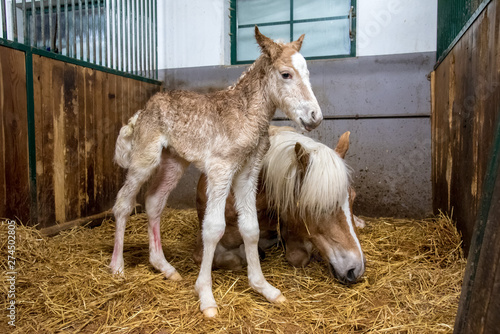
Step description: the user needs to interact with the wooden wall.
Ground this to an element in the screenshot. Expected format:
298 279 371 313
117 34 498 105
0 44 161 228
32 56 160 228
0 46 30 222
432 0 500 252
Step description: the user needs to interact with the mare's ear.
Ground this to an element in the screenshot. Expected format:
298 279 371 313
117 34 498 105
294 142 310 174
290 34 305 52
255 26 282 60
335 131 350 159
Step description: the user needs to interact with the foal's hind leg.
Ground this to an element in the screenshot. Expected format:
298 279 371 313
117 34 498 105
146 150 189 280
110 137 164 275
233 163 286 304
110 165 157 275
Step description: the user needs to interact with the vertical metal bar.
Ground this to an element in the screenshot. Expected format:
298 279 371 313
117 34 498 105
49 0 53 51
109 0 113 68
40 0 45 48
155 0 157 79
119 0 123 71
114 0 118 69
125 0 129 73
290 0 293 42
31 0 35 46
103 0 107 66
78 0 83 59
92 0 96 63
11 0 18 42
94 1 103 65
22 0 27 44
134 0 138 74
1 0 6 39
140 0 143 76
122 1 128 72
65 0 68 56
72 0 76 56
146 0 150 78
56 0 61 52
154 0 157 79
139 0 142 76
86 0 89 61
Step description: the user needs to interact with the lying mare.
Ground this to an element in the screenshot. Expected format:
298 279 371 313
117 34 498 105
110 27 322 317
194 127 365 284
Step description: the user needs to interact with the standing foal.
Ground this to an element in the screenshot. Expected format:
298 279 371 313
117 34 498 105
110 27 322 317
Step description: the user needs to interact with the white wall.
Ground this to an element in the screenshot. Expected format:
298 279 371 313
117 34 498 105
157 0 230 69
158 0 437 69
356 0 437 57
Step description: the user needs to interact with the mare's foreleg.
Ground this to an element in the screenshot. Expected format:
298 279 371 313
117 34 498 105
194 168 235 318
233 164 286 304
146 151 189 280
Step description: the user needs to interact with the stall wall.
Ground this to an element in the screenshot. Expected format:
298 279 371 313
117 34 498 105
0 46 30 222
432 0 499 251
0 44 161 228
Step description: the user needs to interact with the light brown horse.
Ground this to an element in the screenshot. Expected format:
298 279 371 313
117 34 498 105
194 127 365 284
110 27 322 317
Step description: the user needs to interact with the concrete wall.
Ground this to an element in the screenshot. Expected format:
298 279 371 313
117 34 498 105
159 52 434 218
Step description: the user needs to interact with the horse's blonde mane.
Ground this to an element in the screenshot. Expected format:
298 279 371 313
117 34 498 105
262 130 351 221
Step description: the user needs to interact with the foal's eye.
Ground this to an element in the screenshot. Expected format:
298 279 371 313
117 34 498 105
281 72 292 79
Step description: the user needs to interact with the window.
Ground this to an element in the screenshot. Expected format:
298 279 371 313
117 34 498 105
230 0 356 64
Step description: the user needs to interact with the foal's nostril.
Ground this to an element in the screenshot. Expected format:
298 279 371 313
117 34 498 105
346 268 357 283
310 111 316 121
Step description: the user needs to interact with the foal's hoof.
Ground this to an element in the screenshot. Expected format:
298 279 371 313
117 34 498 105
202 307 218 318
168 271 183 281
273 294 287 304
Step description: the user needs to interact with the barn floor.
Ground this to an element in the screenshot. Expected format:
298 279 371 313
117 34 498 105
1 209 465 333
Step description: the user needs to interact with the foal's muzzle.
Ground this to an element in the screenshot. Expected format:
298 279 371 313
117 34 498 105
300 109 323 131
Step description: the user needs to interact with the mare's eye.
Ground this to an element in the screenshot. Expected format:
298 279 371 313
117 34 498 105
281 72 292 79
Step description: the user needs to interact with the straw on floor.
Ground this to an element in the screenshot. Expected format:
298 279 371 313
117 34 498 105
1 209 465 333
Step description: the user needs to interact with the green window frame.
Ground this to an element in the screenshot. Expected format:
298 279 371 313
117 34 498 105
230 0 356 64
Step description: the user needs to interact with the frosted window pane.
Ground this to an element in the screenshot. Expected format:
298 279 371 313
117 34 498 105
237 0 290 25
237 25 290 61
294 20 350 57
294 0 350 20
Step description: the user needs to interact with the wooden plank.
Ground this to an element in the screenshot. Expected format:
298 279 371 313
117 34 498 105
85 67 96 215
94 69 105 213
455 117 500 333
62 61 79 221
51 58 66 225
0 46 30 222
77 59 88 218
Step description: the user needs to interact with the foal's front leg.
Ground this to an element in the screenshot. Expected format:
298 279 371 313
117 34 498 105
195 170 235 318
233 164 286 304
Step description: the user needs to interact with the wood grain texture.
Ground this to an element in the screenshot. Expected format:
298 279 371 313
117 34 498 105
432 0 500 252
31 57 160 228
0 46 30 222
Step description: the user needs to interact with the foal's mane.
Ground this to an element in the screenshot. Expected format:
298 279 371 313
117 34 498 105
262 130 351 221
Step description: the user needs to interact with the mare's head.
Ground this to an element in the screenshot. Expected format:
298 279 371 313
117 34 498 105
255 27 322 131
264 129 365 284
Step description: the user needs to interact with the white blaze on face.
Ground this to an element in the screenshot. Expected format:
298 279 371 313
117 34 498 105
341 196 364 260
291 52 314 98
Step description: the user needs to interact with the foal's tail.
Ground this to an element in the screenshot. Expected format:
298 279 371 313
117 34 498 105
114 111 141 169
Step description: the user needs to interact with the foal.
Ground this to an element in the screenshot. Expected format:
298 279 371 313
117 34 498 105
110 27 322 317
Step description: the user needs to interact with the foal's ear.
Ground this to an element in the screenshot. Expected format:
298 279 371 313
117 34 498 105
290 34 305 52
255 26 282 60
295 142 310 173
335 131 350 159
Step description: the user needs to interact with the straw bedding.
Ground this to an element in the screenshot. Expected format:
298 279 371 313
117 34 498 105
1 209 465 333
